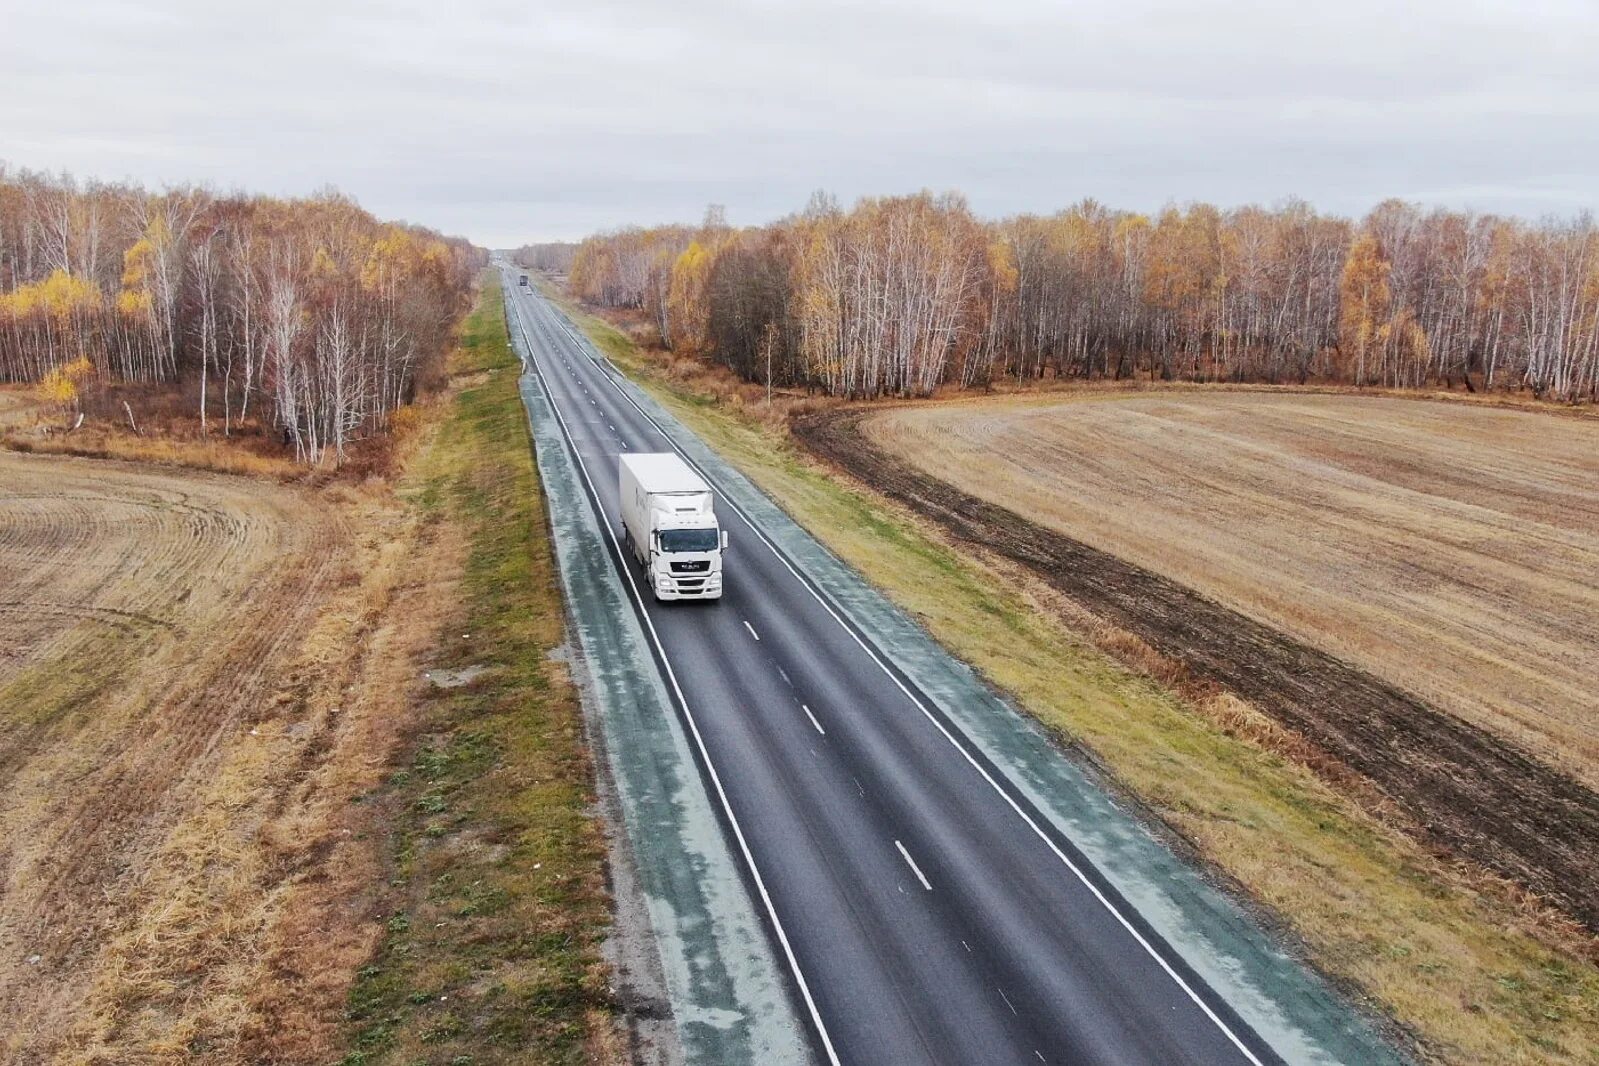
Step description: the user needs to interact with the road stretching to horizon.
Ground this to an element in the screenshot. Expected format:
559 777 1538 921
502 270 1283 1066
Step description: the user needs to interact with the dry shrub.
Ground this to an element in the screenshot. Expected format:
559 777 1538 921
3 427 299 479
1 409 425 484
1094 627 1190 688
388 403 424 444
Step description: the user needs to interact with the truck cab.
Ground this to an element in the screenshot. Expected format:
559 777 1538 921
619 453 729 601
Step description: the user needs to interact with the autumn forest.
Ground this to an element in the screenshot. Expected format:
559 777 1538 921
536 193 1599 403
0 168 482 463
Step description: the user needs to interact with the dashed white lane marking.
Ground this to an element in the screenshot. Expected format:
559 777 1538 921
802 703 825 735
511 273 1267 1066
895 840 932 891
852 775 865 797
777 665 791 686
743 620 760 641
998 987 1018 1016
961 939 971 952
506 286 842 1065
590 349 1270 1065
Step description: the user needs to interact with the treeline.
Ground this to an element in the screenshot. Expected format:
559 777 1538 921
0 167 484 461
512 242 577 273
567 193 1599 402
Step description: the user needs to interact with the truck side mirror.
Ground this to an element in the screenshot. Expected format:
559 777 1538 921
721 531 730 551
649 532 658 554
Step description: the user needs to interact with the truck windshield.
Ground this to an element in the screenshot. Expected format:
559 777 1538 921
658 528 719 553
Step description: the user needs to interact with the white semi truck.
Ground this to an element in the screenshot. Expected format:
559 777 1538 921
619 452 728 601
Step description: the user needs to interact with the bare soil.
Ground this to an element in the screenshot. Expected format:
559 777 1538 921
795 401 1599 934
0 446 459 1062
862 391 1599 785
0 451 352 1055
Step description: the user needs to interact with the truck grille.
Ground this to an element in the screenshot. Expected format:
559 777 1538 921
670 560 711 574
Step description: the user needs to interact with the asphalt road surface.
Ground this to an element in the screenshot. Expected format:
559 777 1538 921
504 274 1284 1066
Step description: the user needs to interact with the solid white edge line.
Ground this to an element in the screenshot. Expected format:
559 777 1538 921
505 279 843 1066
894 839 933 891
543 279 1268 1066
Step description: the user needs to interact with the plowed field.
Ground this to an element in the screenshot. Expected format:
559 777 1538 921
862 392 1599 786
0 451 350 1057
798 391 1599 929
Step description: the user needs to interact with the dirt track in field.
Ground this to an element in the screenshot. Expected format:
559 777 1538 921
795 399 1599 933
0 450 347 1055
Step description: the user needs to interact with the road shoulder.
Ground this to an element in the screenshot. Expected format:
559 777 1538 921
506 272 814 1065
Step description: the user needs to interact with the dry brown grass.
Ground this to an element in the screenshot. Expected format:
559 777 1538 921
1 274 622 1064
0 386 40 428
0 425 464 1062
1 381 413 483
3 428 304 480
863 390 1599 791
0 319 548 1066
337 272 618 1064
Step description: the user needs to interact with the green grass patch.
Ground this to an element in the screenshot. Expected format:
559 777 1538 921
343 273 613 1065
550 284 1599 1066
0 627 145 732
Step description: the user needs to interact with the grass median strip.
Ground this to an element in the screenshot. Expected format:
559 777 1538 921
342 274 617 1064
546 286 1599 1066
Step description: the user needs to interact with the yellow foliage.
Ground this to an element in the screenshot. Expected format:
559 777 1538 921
312 247 338 278
421 240 450 271
667 241 715 354
116 289 153 317
1 271 101 324
987 240 1019 294
360 227 417 293
1339 232 1393 379
122 238 154 292
40 356 95 408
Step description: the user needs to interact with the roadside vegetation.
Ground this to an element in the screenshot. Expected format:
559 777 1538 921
342 271 617 1064
546 280 1599 1066
0 272 617 1064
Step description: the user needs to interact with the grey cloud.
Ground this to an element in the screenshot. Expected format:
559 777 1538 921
1 0 1595 245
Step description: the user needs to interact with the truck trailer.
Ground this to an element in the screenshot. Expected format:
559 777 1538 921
619 452 728 601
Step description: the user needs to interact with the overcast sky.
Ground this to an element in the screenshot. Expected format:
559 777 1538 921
3 0 1596 246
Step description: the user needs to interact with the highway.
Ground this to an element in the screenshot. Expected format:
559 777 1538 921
503 273 1282 1066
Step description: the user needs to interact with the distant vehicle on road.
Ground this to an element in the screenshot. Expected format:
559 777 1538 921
619 452 727 601
518 273 529 287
